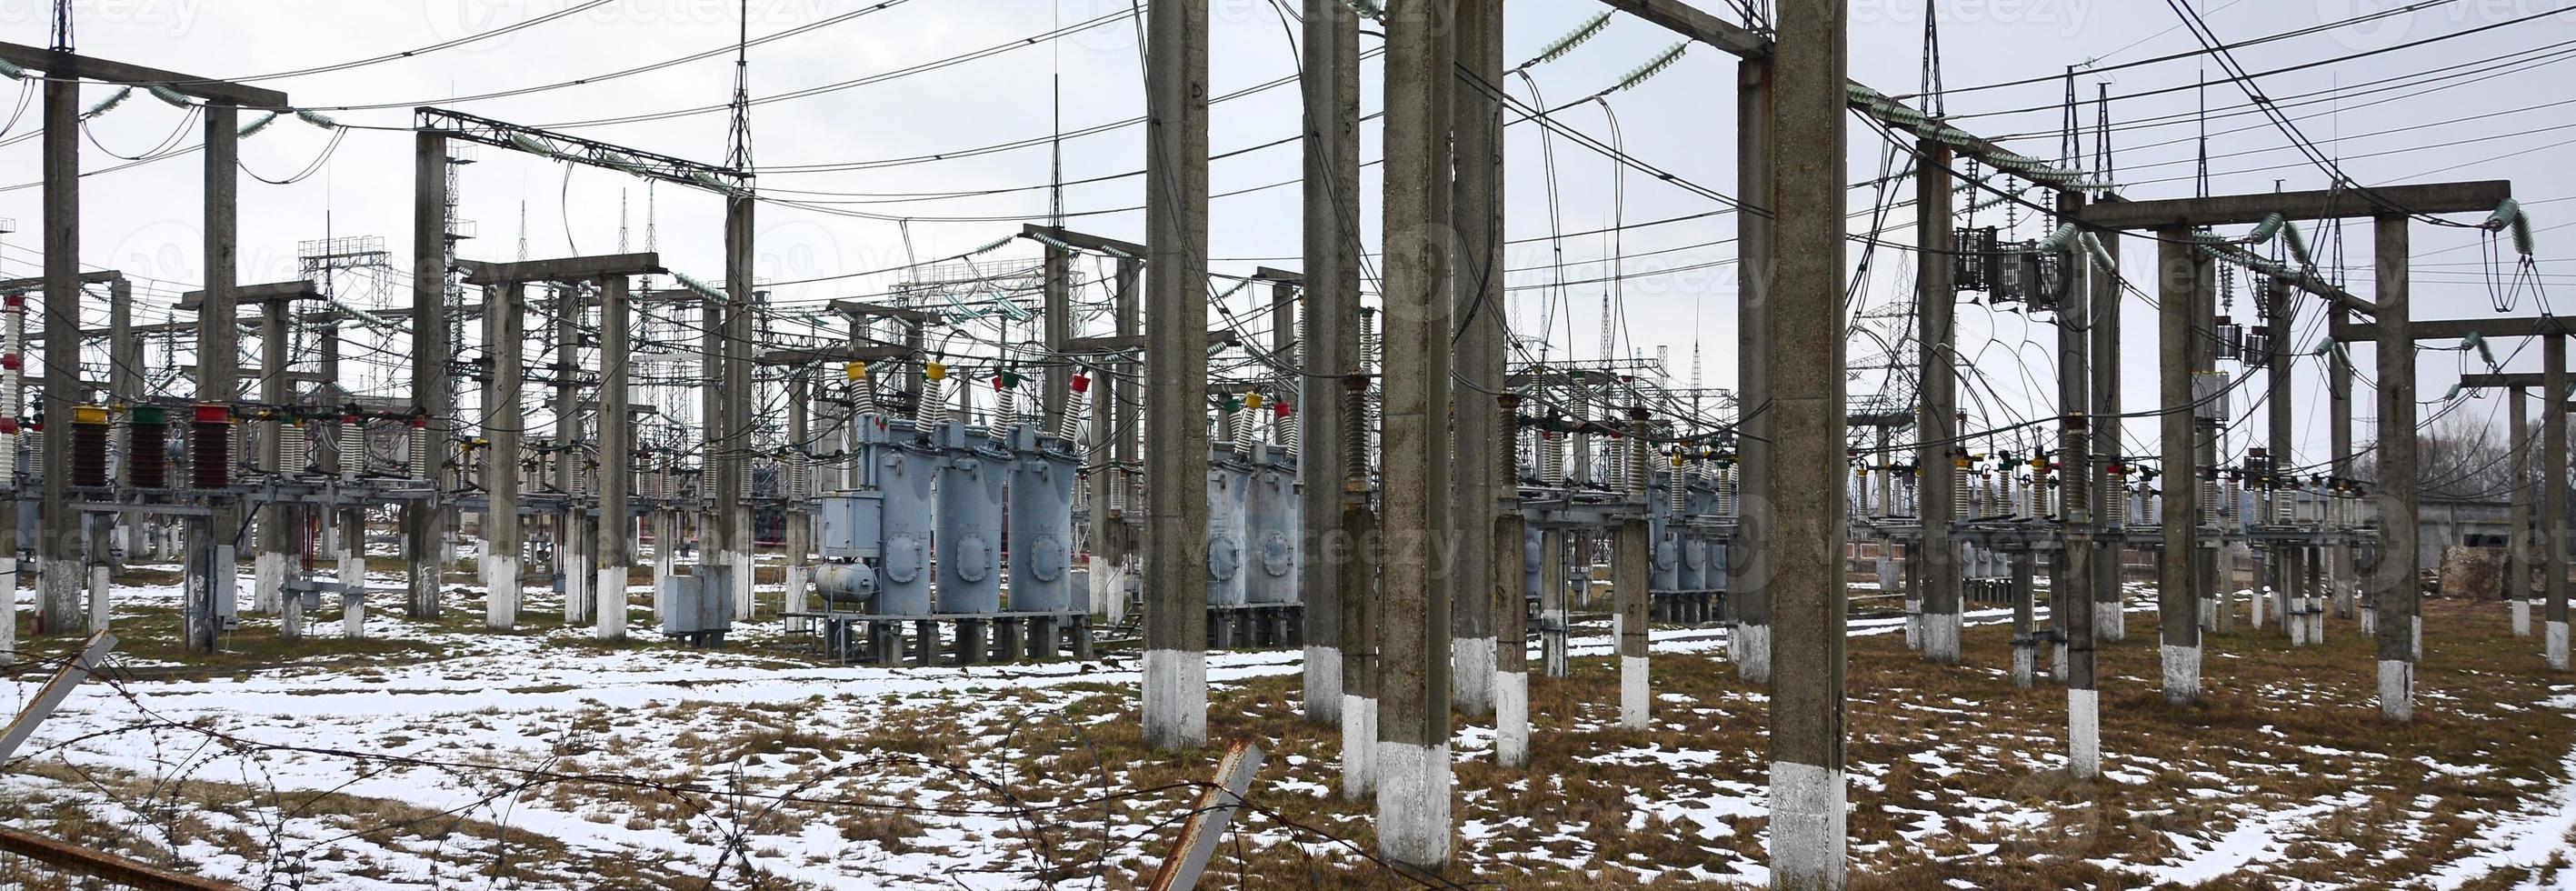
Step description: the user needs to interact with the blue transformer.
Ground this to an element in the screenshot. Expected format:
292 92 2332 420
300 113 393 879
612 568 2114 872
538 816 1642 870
1007 425 1078 612
935 422 1007 613
866 418 937 616
1205 448 1252 606
1243 443 1299 605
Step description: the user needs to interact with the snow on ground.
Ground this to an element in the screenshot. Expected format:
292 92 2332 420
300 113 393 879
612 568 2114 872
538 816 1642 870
1 574 2572 887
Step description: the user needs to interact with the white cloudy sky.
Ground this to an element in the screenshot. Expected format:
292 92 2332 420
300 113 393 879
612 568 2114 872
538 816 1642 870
2 0 2571 477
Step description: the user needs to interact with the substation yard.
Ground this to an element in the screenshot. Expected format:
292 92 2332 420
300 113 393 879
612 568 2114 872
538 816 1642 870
1 562 2571 890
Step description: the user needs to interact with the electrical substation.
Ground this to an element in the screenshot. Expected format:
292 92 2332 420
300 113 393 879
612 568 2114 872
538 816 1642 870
0 1 2571 888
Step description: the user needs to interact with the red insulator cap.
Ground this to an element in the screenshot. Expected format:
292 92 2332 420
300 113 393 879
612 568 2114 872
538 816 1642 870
1069 374 1091 394
194 405 231 424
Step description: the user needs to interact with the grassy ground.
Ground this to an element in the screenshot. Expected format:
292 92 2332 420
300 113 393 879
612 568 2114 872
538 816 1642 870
8 564 2574 888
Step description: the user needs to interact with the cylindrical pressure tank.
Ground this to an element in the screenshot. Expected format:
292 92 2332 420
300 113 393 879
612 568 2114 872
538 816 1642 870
1243 443 1299 605
1205 448 1251 606
1007 426 1077 612
934 422 1006 614
814 562 880 607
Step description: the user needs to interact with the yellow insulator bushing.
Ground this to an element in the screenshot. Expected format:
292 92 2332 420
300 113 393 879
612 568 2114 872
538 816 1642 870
924 361 947 381
844 361 867 381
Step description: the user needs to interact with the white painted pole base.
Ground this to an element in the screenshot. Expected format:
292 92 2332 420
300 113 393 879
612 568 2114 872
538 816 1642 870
0 558 16 656
2377 658 2413 722
2067 688 2099 780
213 545 239 623
2051 640 2068 682
486 555 520 630
2161 643 2202 705
2288 605 2308 646
1494 670 1529 767
1621 655 1650 729
1304 646 1342 723
254 552 285 615
1453 636 1495 715
85 566 109 631
1767 760 1846 889
595 566 627 640
2251 587 2267 630
1903 598 1922 650
2412 615 2423 664
2511 599 2531 637
563 554 591 624
1922 612 1962 665
1102 560 1130 627
1142 647 1207 749
731 553 756 621
2197 596 2215 632
1373 740 1453 866
2098 603 2124 643
279 578 303 639
2359 606 2376 637
340 554 364 637
782 564 810 633
1737 623 1773 683
2548 621 2569 671
2011 644 2036 689
1086 555 1112 616
1341 693 1376 799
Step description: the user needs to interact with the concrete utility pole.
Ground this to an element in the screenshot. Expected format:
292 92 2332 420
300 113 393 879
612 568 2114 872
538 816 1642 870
597 274 632 640
1448 0 1504 719
408 130 450 621
2330 311 2357 619
2510 385 2532 637
257 298 299 634
2056 195 2098 780
1377 0 1458 866
2373 216 2420 721
1615 509 1651 729
484 284 525 629
1767 1 1849 886
1141 0 1211 752
2091 231 2124 642
723 197 755 621
1913 140 1959 665
2549 338 2571 670
37 65 79 636
2156 230 2203 705
1495 508 1529 766
1298 0 1360 727
784 367 812 626
198 102 244 645
2265 279 2301 639
1734 55 1776 680
554 287 590 626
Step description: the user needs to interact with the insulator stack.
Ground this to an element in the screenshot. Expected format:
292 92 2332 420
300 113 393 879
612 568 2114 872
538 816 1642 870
338 416 366 478
1540 432 1563 485
71 405 110 487
130 405 167 488
1061 375 1088 444
0 295 19 483
790 453 810 499
2225 477 2242 521
916 375 945 428
1989 471 2007 517
1628 435 1649 499
1668 456 1687 514
407 421 431 478
1110 468 1129 512
1233 399 1257 453
1605 437 1624 493
192 405 232 489
1717 465 1735 516
993 385 1017 442
1359 309 1380 375
24 424 39 482
278 420 307 476
2064 433 2088 516
1343 375 1368 490
1281 401 1302 457
2200 475 2218 526
1952 459 1971 520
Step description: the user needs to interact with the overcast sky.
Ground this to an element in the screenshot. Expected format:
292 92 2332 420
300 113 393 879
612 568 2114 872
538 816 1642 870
3 0 2570 479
